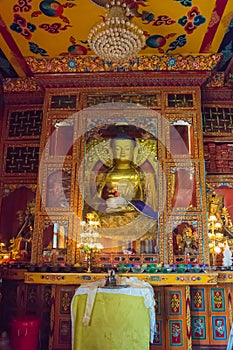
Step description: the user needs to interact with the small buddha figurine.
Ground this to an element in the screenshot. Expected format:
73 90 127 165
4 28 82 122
176 231 185 254
208 191 223 224
173 228 185 255
183 225 198 255
221 206 233 229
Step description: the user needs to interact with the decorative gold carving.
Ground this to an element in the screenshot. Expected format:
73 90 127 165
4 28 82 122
86 93 161 108
3 78 42 92
44 286 52 308
25 54 221 74
206 72 225 87
61 291 72 313
213 290 223 308
170 293 180 312
206 175 233 188
193 289 202 308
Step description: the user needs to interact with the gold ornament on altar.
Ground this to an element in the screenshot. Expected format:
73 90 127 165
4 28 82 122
208 214 224 266
87 0 145 63
207 191 227 266
0 242 10 263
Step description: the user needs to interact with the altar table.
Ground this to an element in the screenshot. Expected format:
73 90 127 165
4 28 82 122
71 278 155 350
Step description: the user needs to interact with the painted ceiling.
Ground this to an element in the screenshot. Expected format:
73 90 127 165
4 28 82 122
0 0 232 78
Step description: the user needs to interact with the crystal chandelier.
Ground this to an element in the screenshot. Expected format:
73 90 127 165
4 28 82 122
88 0 145 63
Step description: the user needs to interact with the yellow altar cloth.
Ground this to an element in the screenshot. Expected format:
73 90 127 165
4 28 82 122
71 278 155 350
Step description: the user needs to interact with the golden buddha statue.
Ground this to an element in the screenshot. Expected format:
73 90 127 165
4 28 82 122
183 224 198 255
173 223 198 256
97 137 146 213
84 129 158 240
208 191 223 224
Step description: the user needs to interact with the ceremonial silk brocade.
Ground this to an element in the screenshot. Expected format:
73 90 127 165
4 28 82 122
72 291 151 350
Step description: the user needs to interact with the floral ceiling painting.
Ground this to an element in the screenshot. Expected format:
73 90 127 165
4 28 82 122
0 0 232 76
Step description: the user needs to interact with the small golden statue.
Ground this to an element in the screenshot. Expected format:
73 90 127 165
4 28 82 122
208 191 223 224
9 199 35 261
173 224 198 256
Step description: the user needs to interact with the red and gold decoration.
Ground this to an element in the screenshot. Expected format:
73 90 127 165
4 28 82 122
0 0 232 75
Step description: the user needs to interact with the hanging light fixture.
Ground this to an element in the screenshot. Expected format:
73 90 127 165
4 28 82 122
88 0 145 63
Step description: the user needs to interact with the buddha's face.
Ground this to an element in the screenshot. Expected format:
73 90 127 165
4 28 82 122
111 139 135 162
